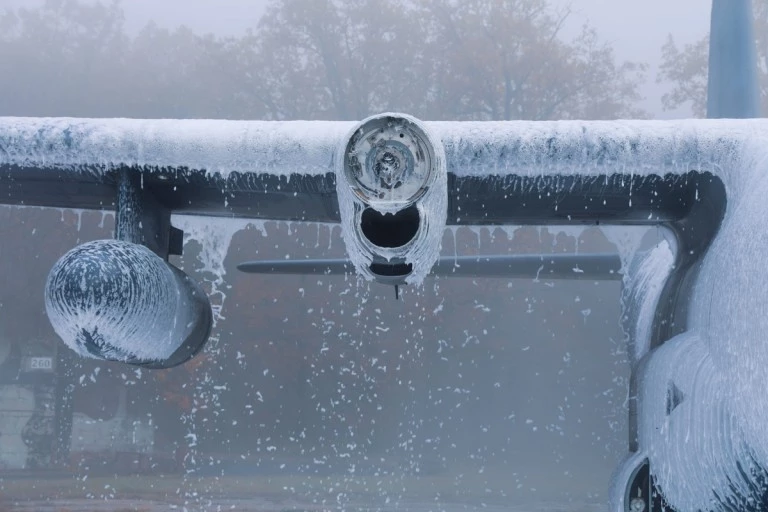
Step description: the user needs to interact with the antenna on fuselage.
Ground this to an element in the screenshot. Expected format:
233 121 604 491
707 0 760 118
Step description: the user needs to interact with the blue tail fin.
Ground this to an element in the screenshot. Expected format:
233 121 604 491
707 0 760 118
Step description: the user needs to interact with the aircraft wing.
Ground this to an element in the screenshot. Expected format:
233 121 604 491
0 118 346 222
0 117 745 225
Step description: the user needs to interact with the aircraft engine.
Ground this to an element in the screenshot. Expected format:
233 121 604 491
44 239 212 369
337 113 447 285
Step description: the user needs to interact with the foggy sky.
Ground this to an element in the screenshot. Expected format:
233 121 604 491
142 0 712 118
2 0 712 117
115 0 712 118
550 0 709 117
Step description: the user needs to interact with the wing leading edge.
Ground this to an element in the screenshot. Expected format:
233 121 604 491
0 117 748 226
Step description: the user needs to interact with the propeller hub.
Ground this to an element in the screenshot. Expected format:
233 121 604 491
344 114 435 210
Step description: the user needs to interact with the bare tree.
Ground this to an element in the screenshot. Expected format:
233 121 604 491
0 0 646 120
254 0 647 120
418 0 646 120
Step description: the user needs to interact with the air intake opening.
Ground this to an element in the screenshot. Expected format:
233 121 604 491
360 205 420 248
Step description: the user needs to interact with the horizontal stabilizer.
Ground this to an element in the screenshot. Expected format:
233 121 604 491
237 253 622 280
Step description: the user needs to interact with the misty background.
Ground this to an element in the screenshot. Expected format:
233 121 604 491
2 0 767 120
0 0 765 510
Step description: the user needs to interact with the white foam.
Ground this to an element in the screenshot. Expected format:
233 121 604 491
633 331 755 512
0 117 351 178
621 239 676 361
688 138 768 473
172 215 262 325
336 114 447 285
601 226 647 282
45 240 190 362
430 118 759 180
2 117 764 184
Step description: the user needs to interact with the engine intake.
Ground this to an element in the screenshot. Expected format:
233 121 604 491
337 113 447 285
360 205 421 249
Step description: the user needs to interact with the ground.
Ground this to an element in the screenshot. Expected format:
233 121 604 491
0 472 604 511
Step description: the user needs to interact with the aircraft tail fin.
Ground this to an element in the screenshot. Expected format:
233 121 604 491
707 0 761 118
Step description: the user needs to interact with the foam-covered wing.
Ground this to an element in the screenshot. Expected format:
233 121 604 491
433 120 737 226
0 117 742 225
0 118 347 222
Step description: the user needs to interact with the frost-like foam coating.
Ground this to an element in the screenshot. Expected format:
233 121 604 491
621 239 676 362
45 240 191 362
636 332 761 511
337 114 447 285
0 117 352 178
172 215 259 282
431 119 756 179
2 117 763 181
172 215 260 324
602 226 647 280
689 141 768 475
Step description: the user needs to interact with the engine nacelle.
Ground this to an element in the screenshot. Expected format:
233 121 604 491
337 113 447 285
45 239 212 369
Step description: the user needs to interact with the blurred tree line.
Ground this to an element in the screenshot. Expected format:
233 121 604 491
659 1 768 117
0 0 647 120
